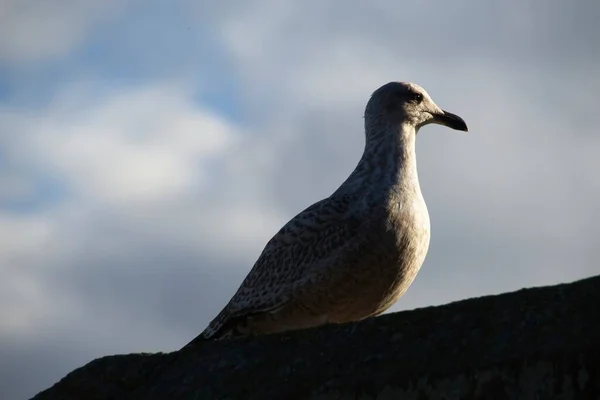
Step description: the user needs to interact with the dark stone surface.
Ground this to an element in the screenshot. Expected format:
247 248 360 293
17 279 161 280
33 275 600 400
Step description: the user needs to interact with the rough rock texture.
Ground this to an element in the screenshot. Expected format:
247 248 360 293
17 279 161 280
33 275 600 400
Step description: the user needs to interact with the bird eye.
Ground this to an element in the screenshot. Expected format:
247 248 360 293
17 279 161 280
412 92 423 104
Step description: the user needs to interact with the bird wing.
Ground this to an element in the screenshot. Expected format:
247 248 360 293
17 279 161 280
200 193 363 339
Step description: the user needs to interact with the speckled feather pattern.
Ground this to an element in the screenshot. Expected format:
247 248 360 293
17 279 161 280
182 82 461 348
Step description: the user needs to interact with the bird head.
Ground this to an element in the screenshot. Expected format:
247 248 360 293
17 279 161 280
365 82 468 133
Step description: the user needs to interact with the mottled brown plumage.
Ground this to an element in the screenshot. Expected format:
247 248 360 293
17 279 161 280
183 82 467 348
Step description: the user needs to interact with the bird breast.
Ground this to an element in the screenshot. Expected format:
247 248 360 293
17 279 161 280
377 192 431 297
387 191 431 262
325 192 431 322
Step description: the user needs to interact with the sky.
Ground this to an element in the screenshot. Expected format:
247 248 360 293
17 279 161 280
0 0 599 398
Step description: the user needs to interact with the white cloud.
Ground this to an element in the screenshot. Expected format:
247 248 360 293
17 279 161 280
0 81 291 347
0 213 70 339
3 84 237 204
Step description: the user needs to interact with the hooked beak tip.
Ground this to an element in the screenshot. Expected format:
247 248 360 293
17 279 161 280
436 109 468 132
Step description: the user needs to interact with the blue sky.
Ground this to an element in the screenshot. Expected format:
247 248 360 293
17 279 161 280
1 1 599 398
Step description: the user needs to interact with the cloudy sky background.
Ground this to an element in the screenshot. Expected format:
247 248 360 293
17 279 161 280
1 0 599 398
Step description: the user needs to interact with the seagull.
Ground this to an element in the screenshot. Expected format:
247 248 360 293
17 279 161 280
183 81 468 348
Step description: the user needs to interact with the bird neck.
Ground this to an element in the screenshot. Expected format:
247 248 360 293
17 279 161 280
338 123 422 200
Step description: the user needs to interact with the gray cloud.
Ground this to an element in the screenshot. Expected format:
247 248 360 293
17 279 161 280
0 0 132 63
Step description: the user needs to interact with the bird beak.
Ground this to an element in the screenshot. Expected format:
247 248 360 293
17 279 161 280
433 110 468 132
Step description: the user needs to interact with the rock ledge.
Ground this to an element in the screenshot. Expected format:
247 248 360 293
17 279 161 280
33 275 600 399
